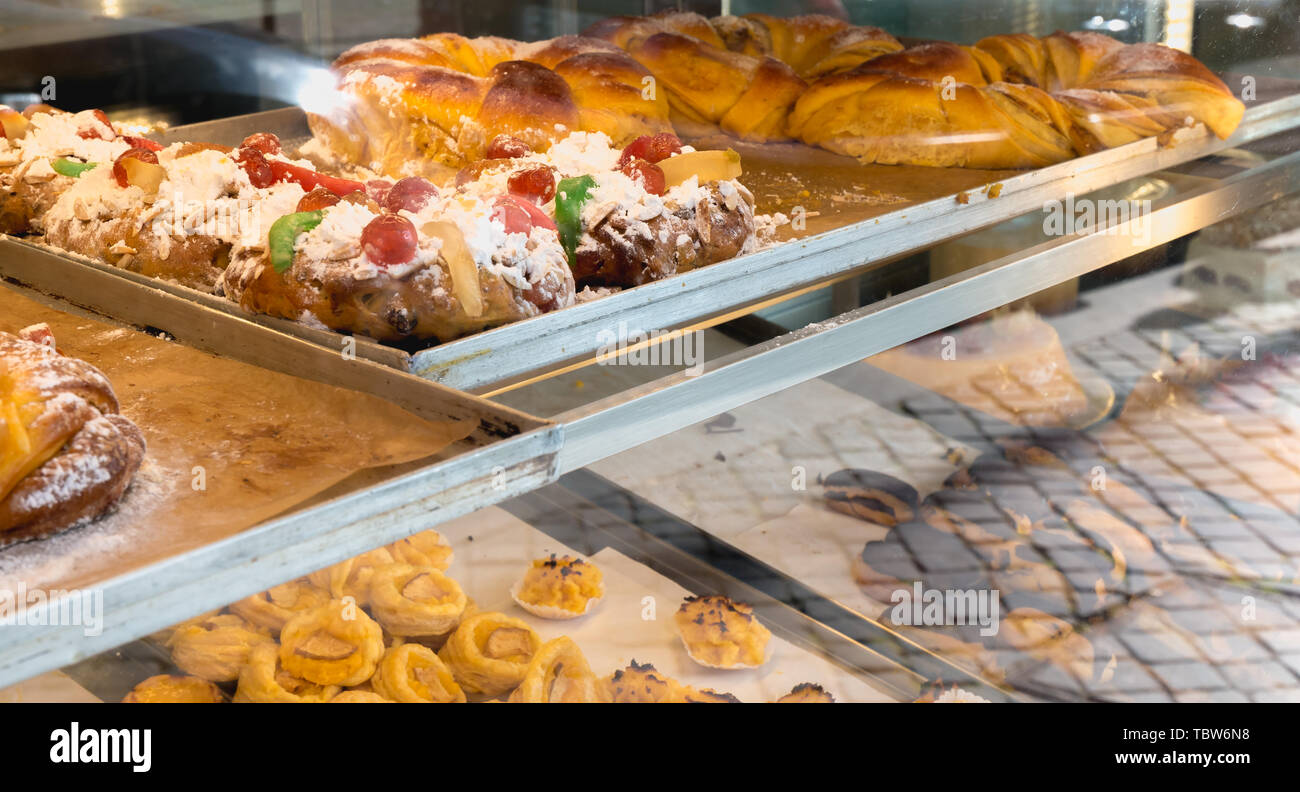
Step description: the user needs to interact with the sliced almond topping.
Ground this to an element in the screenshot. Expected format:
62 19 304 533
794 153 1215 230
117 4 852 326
401 573 446 602
483 627 532 660
293 631 357 661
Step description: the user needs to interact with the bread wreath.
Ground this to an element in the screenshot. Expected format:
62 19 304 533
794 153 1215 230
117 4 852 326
583 11 1245 169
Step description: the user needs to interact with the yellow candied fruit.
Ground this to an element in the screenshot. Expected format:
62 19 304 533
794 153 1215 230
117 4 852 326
675 595 771 668
515 554 603 614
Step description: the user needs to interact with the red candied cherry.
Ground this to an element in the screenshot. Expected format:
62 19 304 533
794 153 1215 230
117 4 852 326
112 147 159 188
619 157 665 196
507 165 557 204
296 186 340 212
384 177 439 213
77 109 116 140
122 135 163 152
485 134 531 159
240 132 281 155
618 133 682 167
361 214 418 267
366 179 393 205
233 146 275 188
493 194 556 234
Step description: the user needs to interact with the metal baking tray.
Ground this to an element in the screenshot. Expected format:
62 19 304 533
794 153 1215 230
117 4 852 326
0 274 561 688
5 96 1300 396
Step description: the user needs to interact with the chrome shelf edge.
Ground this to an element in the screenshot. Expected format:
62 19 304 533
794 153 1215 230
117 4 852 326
555 147 1300 473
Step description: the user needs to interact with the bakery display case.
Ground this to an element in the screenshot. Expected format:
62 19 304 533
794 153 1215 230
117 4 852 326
1 0 1299 705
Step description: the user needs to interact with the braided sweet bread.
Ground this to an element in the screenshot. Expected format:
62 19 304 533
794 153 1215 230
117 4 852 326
0 325 145 545
586 12 1245 169
308 33 672 175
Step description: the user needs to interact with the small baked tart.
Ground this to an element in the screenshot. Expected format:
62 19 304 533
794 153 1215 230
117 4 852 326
279 599 385 687
308 547 395 607
122 674 224 703
368 564 467 640
167 613 274 682
603 660 739 703
370 643 466 703
234 642 341 703
438 611 541 697
387 529 453 570
229 580 331 635
330 690 393 703
675 595 772 670
510 554 604 619
508 636 609 703
775 682 835 703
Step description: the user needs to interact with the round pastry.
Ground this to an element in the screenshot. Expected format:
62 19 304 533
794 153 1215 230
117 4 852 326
438 611 541 697
675 594 771 669
775 682 835 703
507 636 609 703
234 642 342 703
330 690 393 703
307 546 396 607
307 34 672 175
229 580 332 635
367 564 468 640
386 529 453 570
121 674 224 703
822 469 919 527
510 554 604 620
166 613 275 683
370 643 467 703
0 328 146 546
278 599 385 687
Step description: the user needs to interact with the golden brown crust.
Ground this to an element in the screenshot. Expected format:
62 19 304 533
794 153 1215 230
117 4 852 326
122 674 225 703
0 330 145 546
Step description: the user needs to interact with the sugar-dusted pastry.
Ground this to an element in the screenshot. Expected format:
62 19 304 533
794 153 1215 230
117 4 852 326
508 636 609 703
603 660 739 703
675 595 771 669
234 642 341 703
229 580 331 635
368 564 468 640
438 611 541 697
122 674 224 703
510 554 604 619
308 546 395 607
387 529 453 570
915 683 992 703
370 643 467 703
279 599 385 687
330 690 393 703
775 682 835 703
167 613 274 683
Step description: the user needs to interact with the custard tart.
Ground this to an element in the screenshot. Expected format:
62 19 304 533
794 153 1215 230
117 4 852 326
229 580 331 635
508 636 609 703
279 599 385 687
167 613 274 682
370 643 466 703
368 564 467 640
510 554 604 619
122 674 224 703
675 595 771 669
438 611 541 697
235 642 341 703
